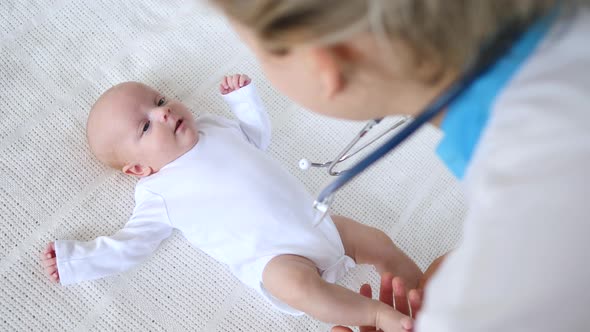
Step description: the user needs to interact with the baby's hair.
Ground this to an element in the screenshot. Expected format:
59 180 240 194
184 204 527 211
211 0 582 81
86 83 130 170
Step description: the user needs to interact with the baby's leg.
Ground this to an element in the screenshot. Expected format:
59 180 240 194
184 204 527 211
263 254 411 331
332 215 422 289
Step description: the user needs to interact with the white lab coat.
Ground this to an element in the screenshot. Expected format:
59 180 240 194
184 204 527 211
417 8 590 332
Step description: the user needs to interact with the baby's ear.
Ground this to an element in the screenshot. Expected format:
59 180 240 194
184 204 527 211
122 163 153 177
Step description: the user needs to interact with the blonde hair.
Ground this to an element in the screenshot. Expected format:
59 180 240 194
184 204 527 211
212 0 562 79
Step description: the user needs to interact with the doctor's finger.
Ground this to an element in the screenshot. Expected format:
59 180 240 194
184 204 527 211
393 277 410 316
379 272 394 307
408 289 423 318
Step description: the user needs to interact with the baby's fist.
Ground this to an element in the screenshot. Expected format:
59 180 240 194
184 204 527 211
220 74 251 95
40 242 60 283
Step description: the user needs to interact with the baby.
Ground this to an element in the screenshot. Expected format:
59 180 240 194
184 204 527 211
40 74 421 332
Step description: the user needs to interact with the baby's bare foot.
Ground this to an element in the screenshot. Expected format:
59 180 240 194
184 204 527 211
375 303 414 332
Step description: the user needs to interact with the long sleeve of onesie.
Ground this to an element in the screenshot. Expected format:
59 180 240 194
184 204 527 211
221 83 271 150
54 190 173 285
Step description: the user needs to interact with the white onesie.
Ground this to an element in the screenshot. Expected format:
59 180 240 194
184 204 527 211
54 84 355 314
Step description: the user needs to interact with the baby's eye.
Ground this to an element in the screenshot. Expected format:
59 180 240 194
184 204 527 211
157 97 166 107
142 121 150 133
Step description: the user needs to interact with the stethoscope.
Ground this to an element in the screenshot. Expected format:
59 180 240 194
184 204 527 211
304 20 532 226
299 116 410 176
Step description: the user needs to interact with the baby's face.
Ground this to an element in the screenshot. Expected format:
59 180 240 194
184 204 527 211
88 82 198 176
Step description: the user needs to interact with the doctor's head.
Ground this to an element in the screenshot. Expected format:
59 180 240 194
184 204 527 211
211 0 555 121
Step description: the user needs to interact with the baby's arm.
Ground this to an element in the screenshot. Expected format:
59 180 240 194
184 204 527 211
220 74 272 150
40 190 173 285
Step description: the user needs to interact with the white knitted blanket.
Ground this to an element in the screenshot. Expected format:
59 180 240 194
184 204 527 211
0 0 466 331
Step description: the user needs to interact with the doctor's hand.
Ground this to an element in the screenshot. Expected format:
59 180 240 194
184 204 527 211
418 253 447 290
331 273 422 332
219 74 251 95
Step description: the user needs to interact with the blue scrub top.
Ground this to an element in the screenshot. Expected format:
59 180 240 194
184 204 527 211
436 8 559 179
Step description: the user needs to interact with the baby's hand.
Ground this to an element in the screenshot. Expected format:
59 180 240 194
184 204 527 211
219 74 251 95
40 242 60 283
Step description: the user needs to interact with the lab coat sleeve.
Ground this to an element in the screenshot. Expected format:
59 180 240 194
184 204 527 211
54 190 173 285
221 83 272 150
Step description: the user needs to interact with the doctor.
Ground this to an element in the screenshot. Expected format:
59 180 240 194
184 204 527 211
209 1 590 331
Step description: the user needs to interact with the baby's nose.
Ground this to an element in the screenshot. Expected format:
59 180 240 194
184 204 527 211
155 107 171 121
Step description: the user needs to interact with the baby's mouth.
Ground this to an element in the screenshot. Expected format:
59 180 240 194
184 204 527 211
174 119 183 133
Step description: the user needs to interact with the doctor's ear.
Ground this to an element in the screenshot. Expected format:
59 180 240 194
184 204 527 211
122 163 153 177
307 44 356 99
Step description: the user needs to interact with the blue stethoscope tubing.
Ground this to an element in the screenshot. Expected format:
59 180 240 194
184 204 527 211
314 20 531 206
